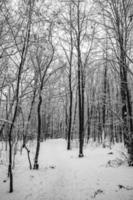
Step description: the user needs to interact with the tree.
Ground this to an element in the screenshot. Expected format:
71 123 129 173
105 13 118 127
1 0 34 192
95 0 133 164
32 25 55 169
58 2 74 150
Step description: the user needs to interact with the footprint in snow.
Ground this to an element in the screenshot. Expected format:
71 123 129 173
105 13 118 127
108 152 113 155
118 184 133 190
49 165 56 169
92 189 104 199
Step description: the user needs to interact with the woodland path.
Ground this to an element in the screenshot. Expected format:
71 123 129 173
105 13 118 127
0 139 133 200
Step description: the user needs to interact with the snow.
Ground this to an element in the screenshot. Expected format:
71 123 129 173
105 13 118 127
0 139 133 200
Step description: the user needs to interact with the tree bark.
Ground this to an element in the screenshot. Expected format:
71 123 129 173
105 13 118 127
77 1 84 157
33 94 42 169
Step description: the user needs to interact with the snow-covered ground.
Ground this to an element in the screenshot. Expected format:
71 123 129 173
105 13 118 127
0 139 133 200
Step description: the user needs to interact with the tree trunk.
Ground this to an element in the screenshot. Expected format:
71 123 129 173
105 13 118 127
77 1 84 157
120 50 133 165
87 104 91 143
67 90 73 150
102 49 108 146
34 94 42 169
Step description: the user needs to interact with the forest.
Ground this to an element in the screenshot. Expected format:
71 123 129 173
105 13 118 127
0 0 133 199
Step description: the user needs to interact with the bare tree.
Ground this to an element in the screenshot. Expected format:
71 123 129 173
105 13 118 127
32 27 55 169
1 0 34 192
95 0 133 164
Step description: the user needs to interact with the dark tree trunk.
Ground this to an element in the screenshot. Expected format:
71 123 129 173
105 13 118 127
8 126 13 193
77 1 84 157
87 105 91 143
65 96 68 140
67 32 73 148
120 50 133 165
67 91 73 150
33 94 42 169
81 68 85 145
8 22 31 192
102 56 107 145
33 40 54 169
22 75 38 170
98 102 102 143
66 3 73 150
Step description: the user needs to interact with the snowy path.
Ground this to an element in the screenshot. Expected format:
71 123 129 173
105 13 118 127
0 139 133 200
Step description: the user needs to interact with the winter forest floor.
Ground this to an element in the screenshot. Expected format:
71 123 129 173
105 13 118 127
0 139 133 200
